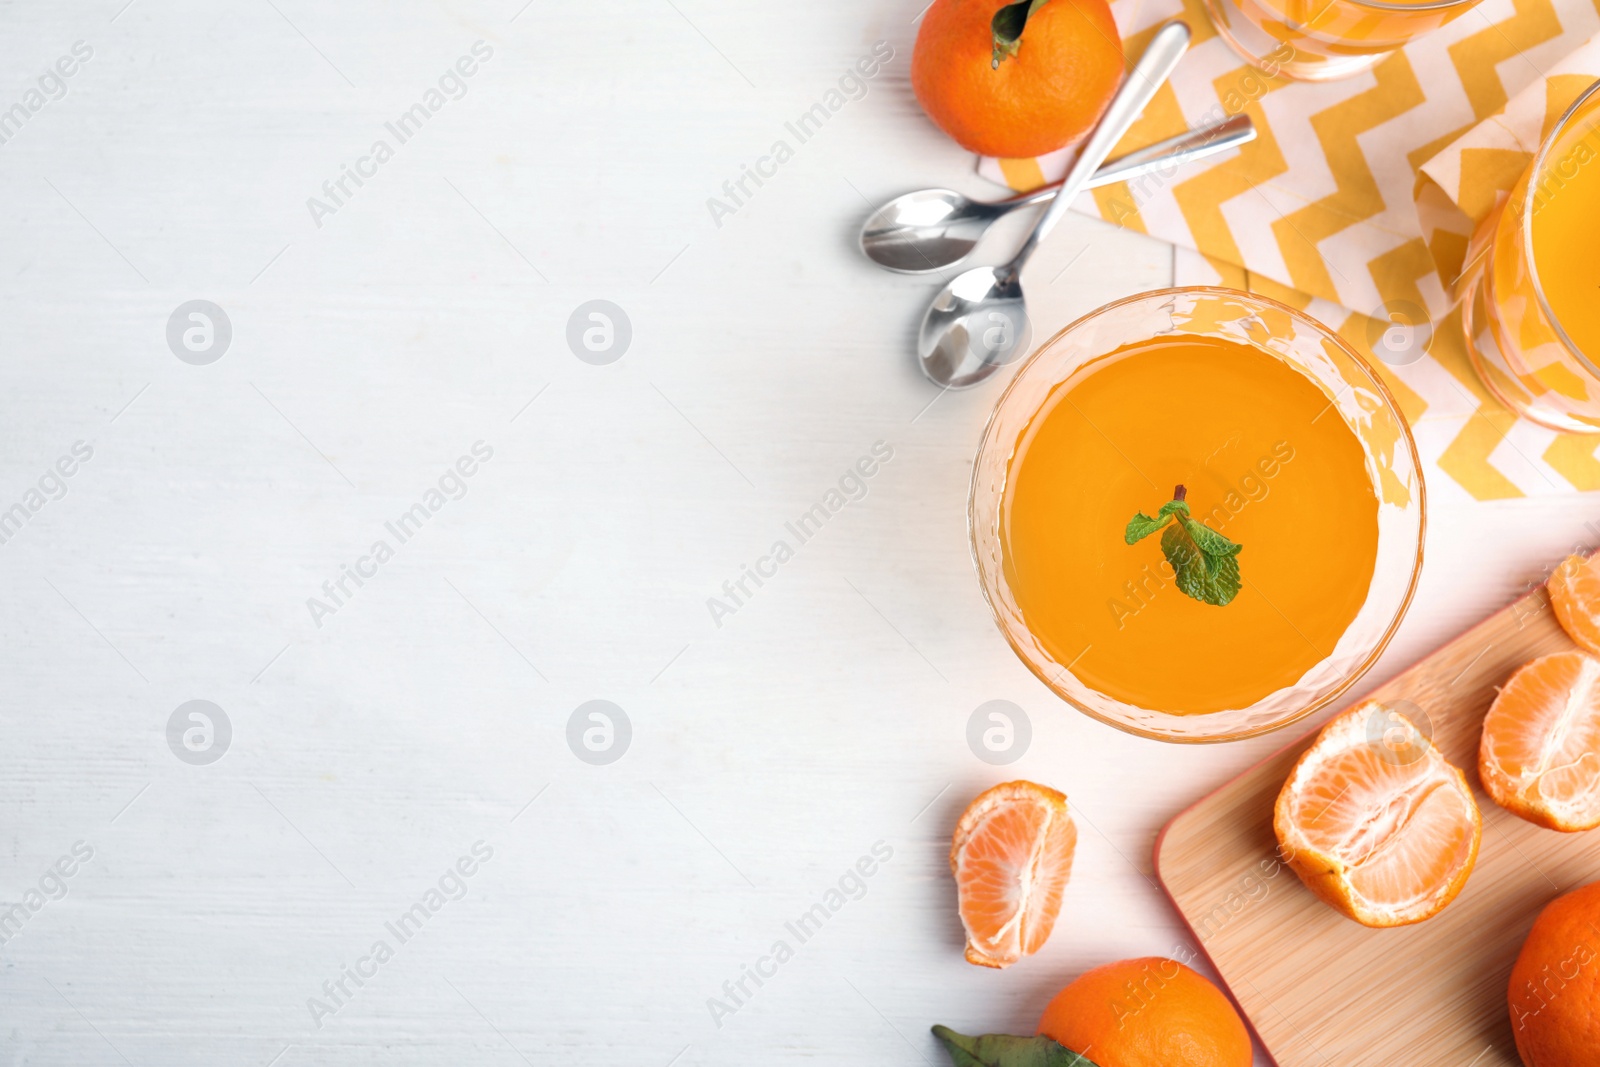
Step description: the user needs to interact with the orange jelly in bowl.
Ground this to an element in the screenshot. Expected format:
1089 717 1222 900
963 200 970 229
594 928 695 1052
1000 334 1380 716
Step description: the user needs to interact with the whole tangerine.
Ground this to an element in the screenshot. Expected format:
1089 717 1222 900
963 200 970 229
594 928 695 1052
911 0 1124 159
1037 957 1252 1067
1509 881 1600 1067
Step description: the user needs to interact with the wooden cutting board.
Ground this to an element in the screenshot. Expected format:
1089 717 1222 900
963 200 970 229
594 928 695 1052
1155 581 1600 1067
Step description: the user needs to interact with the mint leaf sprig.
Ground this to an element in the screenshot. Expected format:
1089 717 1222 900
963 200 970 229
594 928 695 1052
1124 484 1243 607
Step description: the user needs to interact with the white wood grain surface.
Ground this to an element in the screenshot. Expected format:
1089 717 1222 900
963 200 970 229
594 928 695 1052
0 2 1595 1065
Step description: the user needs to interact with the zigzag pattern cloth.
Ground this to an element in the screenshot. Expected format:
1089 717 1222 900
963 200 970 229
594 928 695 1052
977 0 1600 501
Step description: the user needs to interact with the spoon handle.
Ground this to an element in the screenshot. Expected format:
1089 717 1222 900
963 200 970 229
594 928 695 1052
1085 114 1254 191
993 114 1255 211
1005 19 1191 275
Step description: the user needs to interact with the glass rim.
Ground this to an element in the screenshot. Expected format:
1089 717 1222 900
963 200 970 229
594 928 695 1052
1305 0 1479 15
1522 75 1600 380
967 285 1428 743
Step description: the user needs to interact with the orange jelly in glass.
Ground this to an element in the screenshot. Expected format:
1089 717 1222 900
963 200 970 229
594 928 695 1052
1205 0 1481 81
1462 79 1600 433
1002 334 1379 715
969 288 1424 741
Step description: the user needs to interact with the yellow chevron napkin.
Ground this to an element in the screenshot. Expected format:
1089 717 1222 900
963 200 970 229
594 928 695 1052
1416 38 1600 283
977 0 1600 500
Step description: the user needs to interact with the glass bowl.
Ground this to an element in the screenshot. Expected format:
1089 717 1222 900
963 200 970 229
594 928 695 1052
969 287 1426 742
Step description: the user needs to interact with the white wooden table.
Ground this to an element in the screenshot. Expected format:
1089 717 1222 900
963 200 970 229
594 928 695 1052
2 2 1595 1064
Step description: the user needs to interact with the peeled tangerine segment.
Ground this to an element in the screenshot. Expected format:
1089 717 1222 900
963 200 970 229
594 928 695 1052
1275 702 1481 927
949 781 1077 968
1479 650 1600 831
1548 553 1600 655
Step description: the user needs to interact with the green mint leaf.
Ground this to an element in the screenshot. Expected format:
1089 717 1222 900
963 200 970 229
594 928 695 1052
931 1026 1101 1067
1124 512 1170 544
991 0 1051 67
1179 514 1241 558
1162 520 1242 606
1124 499 1188 544
1126 486 1244 607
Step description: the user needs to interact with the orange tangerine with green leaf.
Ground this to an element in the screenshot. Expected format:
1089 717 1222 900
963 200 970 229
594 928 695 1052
932 957 1252 1067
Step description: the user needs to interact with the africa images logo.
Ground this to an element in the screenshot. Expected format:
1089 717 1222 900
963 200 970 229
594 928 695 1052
705 41 894 228
306 841 494 1029
706 840 892 1029
306 41 495 228
705 441 893 627
305 441 494 628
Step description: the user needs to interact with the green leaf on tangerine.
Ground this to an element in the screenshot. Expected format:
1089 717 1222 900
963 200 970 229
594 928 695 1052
930 1025 1102 1067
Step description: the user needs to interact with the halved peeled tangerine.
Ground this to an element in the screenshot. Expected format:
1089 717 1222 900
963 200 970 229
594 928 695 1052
1479 650 1600 832
950 780 1077 968
1275 702 1481 927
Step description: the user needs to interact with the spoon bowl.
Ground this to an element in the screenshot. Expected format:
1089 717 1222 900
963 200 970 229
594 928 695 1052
916 266 1029 389
861 189 998 274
